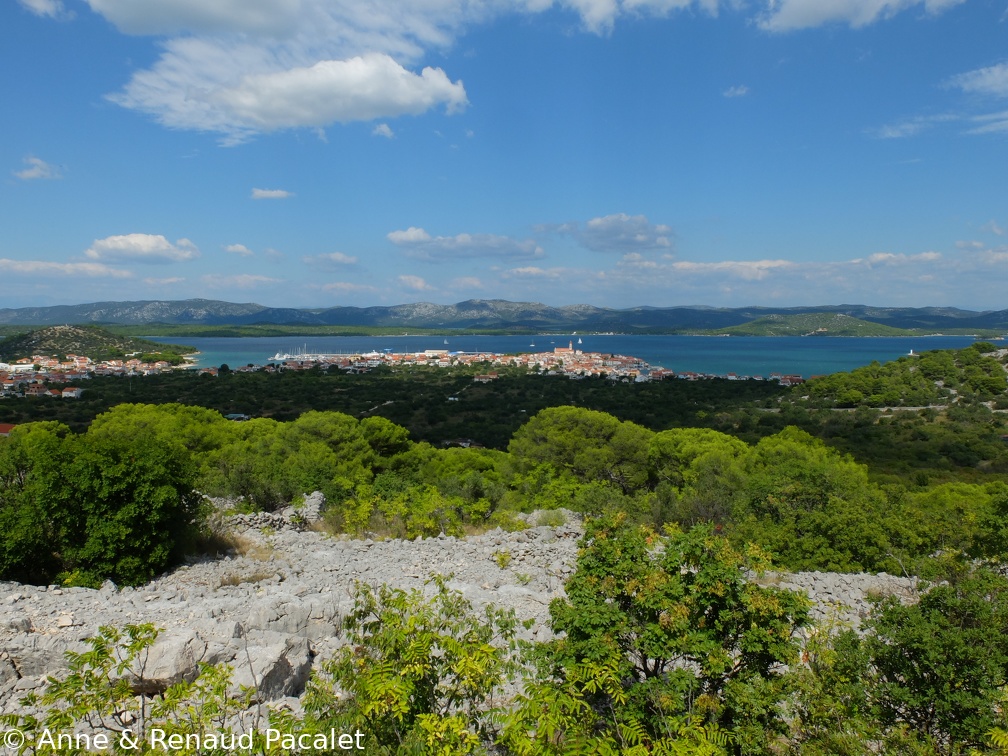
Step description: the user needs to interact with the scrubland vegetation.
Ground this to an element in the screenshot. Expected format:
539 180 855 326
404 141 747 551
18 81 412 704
2 341 1008 753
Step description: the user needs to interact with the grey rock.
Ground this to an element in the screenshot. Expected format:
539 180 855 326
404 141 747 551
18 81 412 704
230 636 312 700
131 629 209 694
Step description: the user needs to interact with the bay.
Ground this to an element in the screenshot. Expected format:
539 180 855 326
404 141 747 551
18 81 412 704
149 334 983 378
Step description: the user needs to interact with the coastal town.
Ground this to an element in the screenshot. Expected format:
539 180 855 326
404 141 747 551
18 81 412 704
0 339 805 403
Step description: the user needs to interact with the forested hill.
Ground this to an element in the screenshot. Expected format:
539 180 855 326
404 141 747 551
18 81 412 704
801 341 1008 407
0 325 193 363
712 312 909 336
2 298 1008 334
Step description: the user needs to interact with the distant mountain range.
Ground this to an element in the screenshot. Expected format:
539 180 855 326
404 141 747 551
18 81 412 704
1 299 1007 334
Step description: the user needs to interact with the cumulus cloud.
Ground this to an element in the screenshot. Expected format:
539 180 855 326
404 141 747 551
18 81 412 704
387 226 544 260
0 258 132 278
85 234 200 263
303 251 359 265
723 85 749 98
13 156 62 180
205 55 466 133
397 274 435 291
251 188 293 200
373 123 395 138
758 0 966 32
224 243 253 256
554 213 673 252
106 37 467 143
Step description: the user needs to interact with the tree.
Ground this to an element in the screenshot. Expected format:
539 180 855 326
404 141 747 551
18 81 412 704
0 422 202 586
863 568 1008 753
508 514 809 754
508 407 653 494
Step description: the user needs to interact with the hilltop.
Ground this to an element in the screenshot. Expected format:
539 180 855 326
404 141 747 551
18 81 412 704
0 325 194 364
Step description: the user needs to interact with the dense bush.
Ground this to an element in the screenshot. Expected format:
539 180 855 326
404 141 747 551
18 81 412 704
0 421 201 586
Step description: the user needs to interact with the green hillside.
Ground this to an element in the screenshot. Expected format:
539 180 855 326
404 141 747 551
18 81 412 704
0 325 194 364
707 312 912 337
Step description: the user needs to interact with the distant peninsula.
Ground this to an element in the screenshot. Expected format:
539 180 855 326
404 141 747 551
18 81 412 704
0 325 193 365
1 299 1007 337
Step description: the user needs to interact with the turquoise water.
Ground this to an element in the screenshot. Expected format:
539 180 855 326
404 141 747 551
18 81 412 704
149 334 982 378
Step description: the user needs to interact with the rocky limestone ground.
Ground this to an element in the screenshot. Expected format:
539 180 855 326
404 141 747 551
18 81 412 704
0 497 918 716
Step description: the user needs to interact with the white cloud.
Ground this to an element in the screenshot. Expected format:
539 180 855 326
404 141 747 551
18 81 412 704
18 0 66 18
373 123 395 138
0 258 132 278
251 188 293 200
207 55 466 133
387 227 431 244
387 226 544 260
669 259 795 280
303 251 359 265
449 276 484 289
201 273 280 288
85 234 200 263
318 281 379 293
143 276 186 286
86 0 300 35
503 265 567 279
948 62 1008 98
723 85 749 98
397 274 435 291
967 110 1008 135
562 0 621 32
107 38 467 143
13 156 62 180
855 251 942 266
557 213 674 252
224 243 253 256
758 0 966 32
869 113 957 139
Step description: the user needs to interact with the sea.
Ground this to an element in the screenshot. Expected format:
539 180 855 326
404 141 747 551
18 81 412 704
147 334 986 379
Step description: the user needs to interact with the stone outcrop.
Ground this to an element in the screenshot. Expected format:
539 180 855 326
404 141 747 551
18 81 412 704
0 501 918 716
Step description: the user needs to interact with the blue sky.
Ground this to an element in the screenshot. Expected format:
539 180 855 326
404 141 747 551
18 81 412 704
2 0 1007 311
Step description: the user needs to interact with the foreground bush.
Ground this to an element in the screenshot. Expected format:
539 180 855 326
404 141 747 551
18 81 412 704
0 422 202 586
